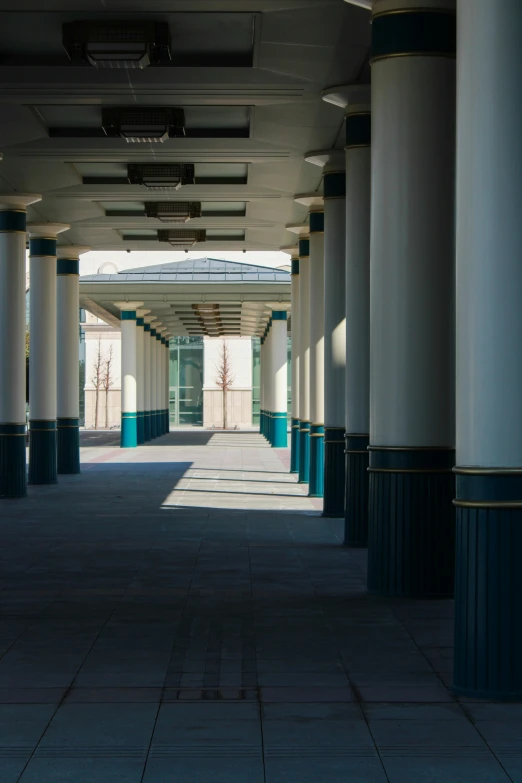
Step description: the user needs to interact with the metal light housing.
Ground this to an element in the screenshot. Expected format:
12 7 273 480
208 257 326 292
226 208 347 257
144 202 202 223
102 108 185 143
158 229 206 247
63 20 171 69
128 164 196 191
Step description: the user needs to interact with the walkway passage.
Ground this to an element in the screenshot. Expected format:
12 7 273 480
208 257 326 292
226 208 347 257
0 432 518 782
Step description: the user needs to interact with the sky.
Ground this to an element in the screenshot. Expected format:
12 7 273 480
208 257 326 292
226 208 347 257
78 250 291 277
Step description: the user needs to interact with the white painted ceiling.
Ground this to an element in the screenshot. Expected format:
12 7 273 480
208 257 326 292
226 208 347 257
0 0 371 252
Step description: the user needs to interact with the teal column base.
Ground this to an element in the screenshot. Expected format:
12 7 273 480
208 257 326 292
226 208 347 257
272 413 288 448
261 410 266 438
137 412 145 445
28 421 57 485
158 410 164 436
165 410 170 434
144 412 151 442
323 427 345 517
57 418 80 475
290 419 300 474
344 434 369 546
121 413 138 448
367 447 455 597
298 422 310 484
453 471 522 700
308 425 324 497
150 410 157 439
0 424 27 498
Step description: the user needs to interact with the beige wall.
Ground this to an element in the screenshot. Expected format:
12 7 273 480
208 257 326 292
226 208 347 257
85 388 121 429
204 389 253 429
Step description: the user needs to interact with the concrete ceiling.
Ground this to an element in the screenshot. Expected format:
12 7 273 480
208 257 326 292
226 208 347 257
0 0 371 252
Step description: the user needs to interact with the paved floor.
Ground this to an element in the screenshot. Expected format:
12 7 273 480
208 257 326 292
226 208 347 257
0 431 519 782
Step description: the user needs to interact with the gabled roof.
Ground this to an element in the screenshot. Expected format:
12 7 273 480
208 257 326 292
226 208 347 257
80 257 290 284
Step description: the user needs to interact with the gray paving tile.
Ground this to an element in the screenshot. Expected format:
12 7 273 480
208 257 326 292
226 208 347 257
382 756 512 783
264 756 387 783
36 704 159 747
0 704 56 747
19 758 146 782
143 757 265 783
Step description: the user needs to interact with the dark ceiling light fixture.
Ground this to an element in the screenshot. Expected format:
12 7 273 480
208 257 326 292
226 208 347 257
144 202 202 223
62 20 171 69
102 107 185 143
158 229 206 248
128 163 195 191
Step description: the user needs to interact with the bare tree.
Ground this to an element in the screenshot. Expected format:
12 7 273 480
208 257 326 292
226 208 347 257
102 344 115 429
91 338 103 429
215 340 234 430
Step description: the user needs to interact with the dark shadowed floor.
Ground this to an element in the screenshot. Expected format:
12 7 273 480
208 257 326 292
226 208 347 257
0 431 518 782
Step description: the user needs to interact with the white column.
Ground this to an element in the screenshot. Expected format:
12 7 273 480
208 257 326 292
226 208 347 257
368 0 456 596
143 317 152 440
0 193 41 498
136 308 150 445
115 302 143 448
164 334 170 434
305 150 346 516
157 327 167 435
56 245 90 474
271 310 288 448
28 222 70 485
453 0 522 700
322 84 372 541
289 250 300 471
297 236 310 482
150 321 161 438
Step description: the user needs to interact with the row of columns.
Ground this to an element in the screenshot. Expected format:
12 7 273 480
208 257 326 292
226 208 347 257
288 0 522 700
0 192 91 496
260 311 288 448
117 302 170 448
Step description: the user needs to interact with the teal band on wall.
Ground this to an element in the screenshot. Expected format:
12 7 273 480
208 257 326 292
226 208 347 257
136 317 144 327
57 258 79 275
298 238 310 257
272 311 287 321
121 311 136 321
371 9 457 64
309 212 324 233
144 323 151 333
345 113 371 148
30 237 57 257
324 172 346 199
291 258 300 275
0 211 26 232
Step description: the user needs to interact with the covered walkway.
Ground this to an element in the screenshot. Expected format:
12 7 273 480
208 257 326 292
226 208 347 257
0 433 517 783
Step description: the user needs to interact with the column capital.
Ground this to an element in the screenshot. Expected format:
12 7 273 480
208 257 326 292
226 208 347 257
0 193 42 211
27 223 70 239
136 308 151 319
286 223 309 237
280 244 299 257
305 150 345 172
114 301 144 311
342 0 371 7
295 194 324 210
56 245 91 260
321 84 371 112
